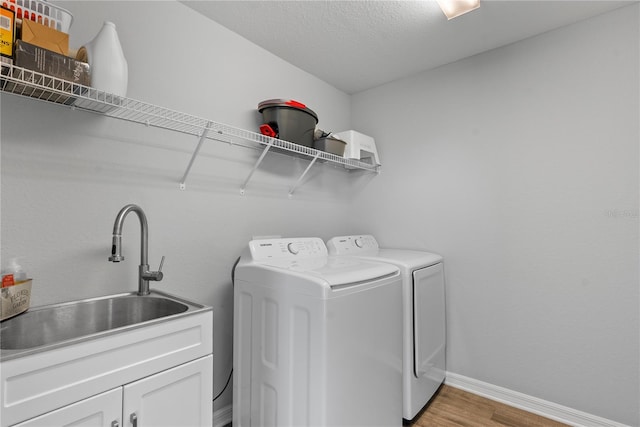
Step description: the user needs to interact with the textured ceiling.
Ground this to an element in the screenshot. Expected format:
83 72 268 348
182 0 635 94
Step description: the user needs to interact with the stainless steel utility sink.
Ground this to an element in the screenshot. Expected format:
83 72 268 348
0 291 208 359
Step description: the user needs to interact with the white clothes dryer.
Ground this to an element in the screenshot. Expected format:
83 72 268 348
233 237 403 427
327 235 446 421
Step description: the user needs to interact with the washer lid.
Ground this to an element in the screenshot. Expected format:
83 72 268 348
258 255 399 287
366 249 443 270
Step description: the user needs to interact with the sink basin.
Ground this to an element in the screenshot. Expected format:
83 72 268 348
0 292 200 353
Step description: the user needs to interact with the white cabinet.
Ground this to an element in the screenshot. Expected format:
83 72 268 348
13 388 122 427
13 355 213 427
123 355 213 427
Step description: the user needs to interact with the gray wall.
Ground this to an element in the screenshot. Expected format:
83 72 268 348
1 1 359 414
2 1 638 425
350 5 639 426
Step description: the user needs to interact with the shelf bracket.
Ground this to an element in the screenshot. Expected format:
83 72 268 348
179 121 213 190
288 152 321 198
240 139 274 195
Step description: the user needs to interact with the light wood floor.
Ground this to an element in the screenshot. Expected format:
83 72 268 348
408 385 568 427
225 384 569 427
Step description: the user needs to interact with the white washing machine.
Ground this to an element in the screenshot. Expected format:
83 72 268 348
327 235 446 421
233 237 403 427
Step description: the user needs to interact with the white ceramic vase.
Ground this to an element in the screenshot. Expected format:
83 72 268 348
80 21 128 97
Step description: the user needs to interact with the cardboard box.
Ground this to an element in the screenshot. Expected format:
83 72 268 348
15 40 89 85
1 279 32 321
21 17 69 56
0 6 15 59
5 40 90 104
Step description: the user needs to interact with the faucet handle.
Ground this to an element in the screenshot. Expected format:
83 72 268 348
143 256 165 282
154 256 165 281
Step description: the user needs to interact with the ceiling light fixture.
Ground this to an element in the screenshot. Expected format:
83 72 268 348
436 0 480 20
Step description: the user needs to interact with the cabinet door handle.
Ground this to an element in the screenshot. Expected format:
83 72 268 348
111 421 120 427
130 413 138 427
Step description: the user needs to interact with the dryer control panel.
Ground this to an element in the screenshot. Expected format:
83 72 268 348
326 235 379 254
249 237 327 260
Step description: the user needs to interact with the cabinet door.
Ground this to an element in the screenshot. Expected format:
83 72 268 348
122 355 213 427
13 388 122 427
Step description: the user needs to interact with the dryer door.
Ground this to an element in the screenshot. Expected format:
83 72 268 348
413 263 446 379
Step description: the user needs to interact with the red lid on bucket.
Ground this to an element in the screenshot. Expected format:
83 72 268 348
258 99 318 122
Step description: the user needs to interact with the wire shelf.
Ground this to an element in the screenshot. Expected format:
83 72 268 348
1 63 379 193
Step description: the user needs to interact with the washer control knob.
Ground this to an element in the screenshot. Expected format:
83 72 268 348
355 238 364 248
287 242 299 255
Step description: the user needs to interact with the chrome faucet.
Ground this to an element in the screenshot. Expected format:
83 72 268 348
109 204 164 296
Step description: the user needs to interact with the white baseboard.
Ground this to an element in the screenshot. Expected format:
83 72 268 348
445 372 630 427
213 404 232 427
